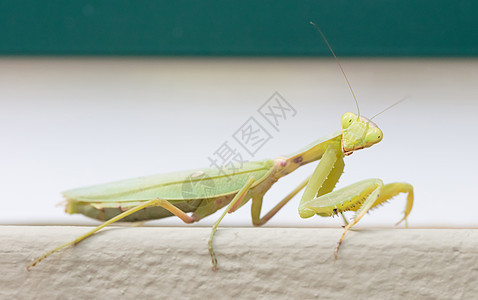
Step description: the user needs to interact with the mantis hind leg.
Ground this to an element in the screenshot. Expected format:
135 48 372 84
26 198 196 270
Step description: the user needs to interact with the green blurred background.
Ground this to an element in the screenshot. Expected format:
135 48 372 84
1 0 477 56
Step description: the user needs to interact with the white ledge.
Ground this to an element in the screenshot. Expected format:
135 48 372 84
2 226 478 299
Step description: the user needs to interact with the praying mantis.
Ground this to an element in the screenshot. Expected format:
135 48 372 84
27 24 414 271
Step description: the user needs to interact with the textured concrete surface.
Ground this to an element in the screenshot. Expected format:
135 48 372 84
2 226 477 299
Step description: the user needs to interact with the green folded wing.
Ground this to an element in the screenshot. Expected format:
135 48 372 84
63 159 275 202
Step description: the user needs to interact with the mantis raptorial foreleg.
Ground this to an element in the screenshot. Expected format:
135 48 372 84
340 213 350 226
297 142 414 259
380 183 414 226
323 180 413 259
298 144 344 219
332 179 382 259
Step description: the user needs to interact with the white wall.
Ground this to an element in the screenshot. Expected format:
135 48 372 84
1 58 476 228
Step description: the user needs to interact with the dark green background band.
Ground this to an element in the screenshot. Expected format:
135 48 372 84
0 1 476 56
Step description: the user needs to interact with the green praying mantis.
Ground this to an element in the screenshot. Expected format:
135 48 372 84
27 24 414 271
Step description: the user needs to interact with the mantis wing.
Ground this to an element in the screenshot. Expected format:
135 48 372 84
63 160 276 202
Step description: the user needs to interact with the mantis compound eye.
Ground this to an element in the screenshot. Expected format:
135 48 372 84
364 127 383 145
341 112 357 129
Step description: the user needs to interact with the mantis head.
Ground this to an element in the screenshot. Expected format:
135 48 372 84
340 112 383 156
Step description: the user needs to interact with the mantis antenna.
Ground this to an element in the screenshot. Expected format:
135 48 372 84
310 21 360 117
369 95 410 121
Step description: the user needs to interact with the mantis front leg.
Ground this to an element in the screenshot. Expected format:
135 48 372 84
298 144 414 259
298 143 345 219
